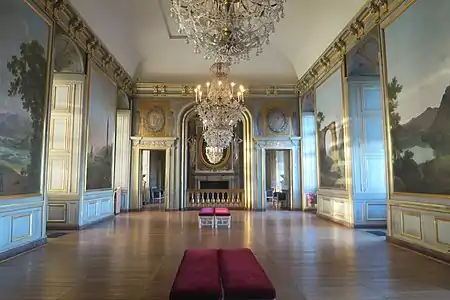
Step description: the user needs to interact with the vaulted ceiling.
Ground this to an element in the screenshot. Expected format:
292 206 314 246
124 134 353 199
68 0 366 85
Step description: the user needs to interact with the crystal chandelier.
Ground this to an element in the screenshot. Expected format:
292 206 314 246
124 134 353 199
194 62 245 153
194 62 245 132
170 0 286 63
205 145 224 165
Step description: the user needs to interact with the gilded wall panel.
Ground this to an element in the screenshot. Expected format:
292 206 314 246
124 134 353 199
247 98 299 137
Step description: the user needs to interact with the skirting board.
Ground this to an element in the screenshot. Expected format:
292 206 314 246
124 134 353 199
317 212 354 228
0 238 47 263
46 215 115 230
387 236 450 264
317 212 387 229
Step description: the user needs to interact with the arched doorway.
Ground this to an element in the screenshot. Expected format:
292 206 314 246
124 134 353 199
176 103 254 209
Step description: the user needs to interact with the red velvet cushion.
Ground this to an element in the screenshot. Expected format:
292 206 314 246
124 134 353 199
170 249 222 300
214 208 230 216
199 208 215 216
219 248 276 299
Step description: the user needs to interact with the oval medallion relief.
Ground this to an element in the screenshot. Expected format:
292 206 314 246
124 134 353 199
144 107 165 133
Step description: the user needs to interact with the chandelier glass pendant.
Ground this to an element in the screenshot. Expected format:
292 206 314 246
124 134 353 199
194 62 245 131
194 62 246 163
170 0 286 63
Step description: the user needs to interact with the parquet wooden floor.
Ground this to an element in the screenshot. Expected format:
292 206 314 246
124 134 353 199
0 211 449 300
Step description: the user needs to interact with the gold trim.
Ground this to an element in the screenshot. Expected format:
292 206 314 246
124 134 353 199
298 92 306 210
341 62 353 219
296 0 414 96
389 203 450 215
11 213 33 242
380 0 450 201
434 217 450 247
389 199 450 209
30 0 133 94
134 82 297 99
137 100 170 137
400 210 422 240
392 192 450 200
378 23 393 236
0 1 53 201
380 0 416 29
47 203 67 223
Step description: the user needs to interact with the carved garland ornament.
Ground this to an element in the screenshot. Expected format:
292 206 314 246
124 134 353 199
32 0 133 95
295 0 400 95
133 140 173 148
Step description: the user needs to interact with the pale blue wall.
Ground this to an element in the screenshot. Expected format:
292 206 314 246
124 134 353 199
301 113 318 195
0 196 46 256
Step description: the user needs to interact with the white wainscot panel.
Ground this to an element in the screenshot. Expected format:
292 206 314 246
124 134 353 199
82 190 114 226
435 218 450 247
390 203 450 254
0 200 44 254
318 193 350 224
48 157 68 192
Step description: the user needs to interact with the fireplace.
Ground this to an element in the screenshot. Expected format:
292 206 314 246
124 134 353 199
200 181 229 190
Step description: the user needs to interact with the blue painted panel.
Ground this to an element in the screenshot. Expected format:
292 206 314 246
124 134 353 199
81 190 114 226
11 214 32 241
362 88 382 111
0 199 44 254
363 118 384 149
367 204 387 221
348 80 387 226
364 155 387 193
301 114 317 193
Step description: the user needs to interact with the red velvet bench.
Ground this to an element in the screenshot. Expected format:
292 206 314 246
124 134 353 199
169 249 222 300
214 207 231 228
198 208 215 228
219 248 276 299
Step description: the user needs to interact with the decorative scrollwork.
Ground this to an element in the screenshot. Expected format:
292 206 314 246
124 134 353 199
133 140 173 148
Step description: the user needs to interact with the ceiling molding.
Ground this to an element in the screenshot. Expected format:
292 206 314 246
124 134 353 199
295 0 413 96
134 82 297 99
31 0 133 95
158 0 187 40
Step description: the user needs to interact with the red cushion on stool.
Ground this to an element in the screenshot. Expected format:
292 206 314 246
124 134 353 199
199 208 215 216
170 249 222 300
219 248 276 299
215 207 230 216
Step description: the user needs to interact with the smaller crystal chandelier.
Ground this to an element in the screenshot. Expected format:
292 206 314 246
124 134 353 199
194 62 245 132
205 145 224 165
195 62 245 163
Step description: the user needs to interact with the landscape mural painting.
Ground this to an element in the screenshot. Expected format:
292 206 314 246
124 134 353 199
316 67 346 189
385 0 450 195
86 65 116 190
0 0 49 197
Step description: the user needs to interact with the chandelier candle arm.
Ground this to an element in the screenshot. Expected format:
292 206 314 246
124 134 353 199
170 0 286 63
195 62 246 150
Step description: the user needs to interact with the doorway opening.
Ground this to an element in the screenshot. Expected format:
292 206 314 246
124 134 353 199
265 149 291 210
140 149 166 211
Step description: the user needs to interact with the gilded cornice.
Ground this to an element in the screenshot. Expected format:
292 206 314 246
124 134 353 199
134 82 297 99
295 0 413 95
31 0 133 95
